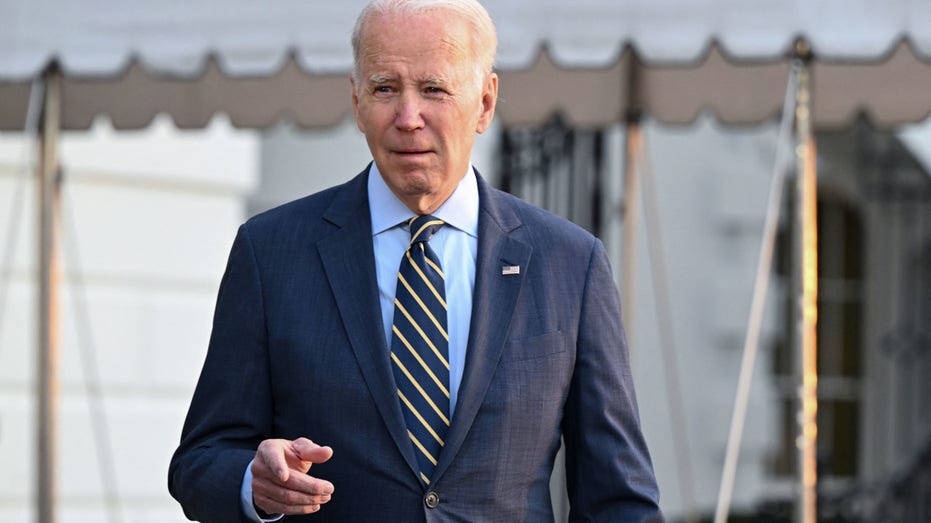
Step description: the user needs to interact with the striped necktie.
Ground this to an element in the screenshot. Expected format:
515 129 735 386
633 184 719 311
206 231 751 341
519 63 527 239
389 215 450 486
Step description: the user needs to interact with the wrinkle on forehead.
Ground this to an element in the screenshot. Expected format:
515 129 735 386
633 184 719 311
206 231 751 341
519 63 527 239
357 11 475 76
360 38 469 68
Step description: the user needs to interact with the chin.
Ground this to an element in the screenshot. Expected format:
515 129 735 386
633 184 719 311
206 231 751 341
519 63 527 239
400 177 437 197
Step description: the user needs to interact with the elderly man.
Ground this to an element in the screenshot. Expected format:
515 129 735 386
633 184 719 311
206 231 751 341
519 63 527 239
168 0 661 521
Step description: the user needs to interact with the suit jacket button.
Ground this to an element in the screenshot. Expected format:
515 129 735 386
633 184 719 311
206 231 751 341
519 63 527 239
424 491 440 509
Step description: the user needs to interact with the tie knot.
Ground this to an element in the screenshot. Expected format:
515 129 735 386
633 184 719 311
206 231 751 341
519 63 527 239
409 215 444 244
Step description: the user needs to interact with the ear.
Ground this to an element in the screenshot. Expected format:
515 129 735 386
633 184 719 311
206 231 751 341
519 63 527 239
350 74 365 133
475 72 498 134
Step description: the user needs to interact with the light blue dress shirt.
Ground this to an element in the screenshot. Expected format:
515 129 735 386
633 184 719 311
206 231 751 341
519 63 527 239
241 164 479 522
368 162 478 417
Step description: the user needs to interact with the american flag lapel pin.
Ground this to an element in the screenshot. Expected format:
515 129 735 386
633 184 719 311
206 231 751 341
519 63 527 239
501 264 520 276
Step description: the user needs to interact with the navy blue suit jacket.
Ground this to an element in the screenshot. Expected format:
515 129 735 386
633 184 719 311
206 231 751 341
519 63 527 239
169 168 661 522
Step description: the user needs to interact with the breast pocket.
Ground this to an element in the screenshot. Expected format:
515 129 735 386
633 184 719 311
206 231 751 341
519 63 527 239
483 331 573 461
500 331 572 406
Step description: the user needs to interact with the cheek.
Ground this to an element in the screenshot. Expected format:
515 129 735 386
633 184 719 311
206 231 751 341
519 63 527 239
352 105 367 133
356 103 395 135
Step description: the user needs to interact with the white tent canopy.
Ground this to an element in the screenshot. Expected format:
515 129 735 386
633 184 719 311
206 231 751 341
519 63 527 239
3 0 931 130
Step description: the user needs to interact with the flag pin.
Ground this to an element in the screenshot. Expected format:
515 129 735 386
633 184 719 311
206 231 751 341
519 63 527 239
501 265 520 275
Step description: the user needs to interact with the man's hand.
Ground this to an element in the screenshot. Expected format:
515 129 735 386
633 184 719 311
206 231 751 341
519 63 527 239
252 438 335 516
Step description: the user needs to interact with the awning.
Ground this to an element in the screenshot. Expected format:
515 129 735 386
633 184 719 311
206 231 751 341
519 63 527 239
2 0 931 129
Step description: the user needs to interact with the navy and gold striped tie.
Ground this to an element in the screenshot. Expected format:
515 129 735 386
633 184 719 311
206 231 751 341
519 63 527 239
390 215 450 486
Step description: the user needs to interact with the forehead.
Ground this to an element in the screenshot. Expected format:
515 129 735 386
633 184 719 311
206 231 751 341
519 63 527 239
358 11 474 77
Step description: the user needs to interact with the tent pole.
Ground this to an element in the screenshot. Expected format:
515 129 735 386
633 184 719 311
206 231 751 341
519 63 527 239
622 114 642 339
36 64 62 523
792 41 818 523
621 49 642 348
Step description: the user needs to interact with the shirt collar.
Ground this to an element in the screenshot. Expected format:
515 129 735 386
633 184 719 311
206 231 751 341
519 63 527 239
368 162 479 238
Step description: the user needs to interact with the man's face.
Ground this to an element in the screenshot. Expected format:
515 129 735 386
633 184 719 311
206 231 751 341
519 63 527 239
352 10 497 214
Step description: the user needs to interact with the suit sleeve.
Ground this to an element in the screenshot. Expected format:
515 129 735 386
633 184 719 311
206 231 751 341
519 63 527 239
168 224 274 523
562 238 663 522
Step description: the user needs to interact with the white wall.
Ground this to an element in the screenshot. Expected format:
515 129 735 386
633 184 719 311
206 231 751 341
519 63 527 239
0 115 258 522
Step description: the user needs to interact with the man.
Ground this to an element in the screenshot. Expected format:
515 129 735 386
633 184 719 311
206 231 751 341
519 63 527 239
168 0 661 521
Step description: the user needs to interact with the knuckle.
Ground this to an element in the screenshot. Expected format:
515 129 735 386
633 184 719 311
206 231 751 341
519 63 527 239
254 494 279 515
283 490 303 505
253 480 273 498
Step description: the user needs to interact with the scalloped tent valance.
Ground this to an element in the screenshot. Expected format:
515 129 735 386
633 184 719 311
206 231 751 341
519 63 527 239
2 0 931 130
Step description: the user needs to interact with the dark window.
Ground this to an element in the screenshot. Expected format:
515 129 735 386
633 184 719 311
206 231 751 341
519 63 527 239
771 195 864 479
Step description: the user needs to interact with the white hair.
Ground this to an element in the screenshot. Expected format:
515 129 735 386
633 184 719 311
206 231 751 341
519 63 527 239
351 0 498 90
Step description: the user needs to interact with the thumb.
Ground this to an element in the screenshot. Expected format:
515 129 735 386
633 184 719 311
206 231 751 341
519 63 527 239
292 438 334 466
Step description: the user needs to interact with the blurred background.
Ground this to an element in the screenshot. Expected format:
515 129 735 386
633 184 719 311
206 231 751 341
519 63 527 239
1 1 930 522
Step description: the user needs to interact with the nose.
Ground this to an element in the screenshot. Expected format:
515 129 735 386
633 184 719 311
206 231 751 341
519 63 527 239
394 92 425 132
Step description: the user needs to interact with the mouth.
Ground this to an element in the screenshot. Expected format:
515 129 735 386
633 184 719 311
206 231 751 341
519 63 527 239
393 149 433 156
391 149 435 163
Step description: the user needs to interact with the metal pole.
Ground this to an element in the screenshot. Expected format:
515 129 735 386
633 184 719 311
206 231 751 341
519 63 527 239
622 115 642 337
36 65 62 523
792 41 818 523
621 51 643 345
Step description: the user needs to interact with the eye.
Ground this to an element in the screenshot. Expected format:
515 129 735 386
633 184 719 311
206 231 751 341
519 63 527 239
374 85 393 94
424 86 447 96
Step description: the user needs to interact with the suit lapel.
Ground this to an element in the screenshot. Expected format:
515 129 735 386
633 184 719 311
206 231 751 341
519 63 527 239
433 176 532 481
317 170 420 480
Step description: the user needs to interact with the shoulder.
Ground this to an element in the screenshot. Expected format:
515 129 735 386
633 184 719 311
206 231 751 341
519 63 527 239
481 182 598 253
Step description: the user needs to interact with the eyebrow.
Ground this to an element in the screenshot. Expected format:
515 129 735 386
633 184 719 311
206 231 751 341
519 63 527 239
366 75 451 87
368 75 394 85
422 77 449 87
